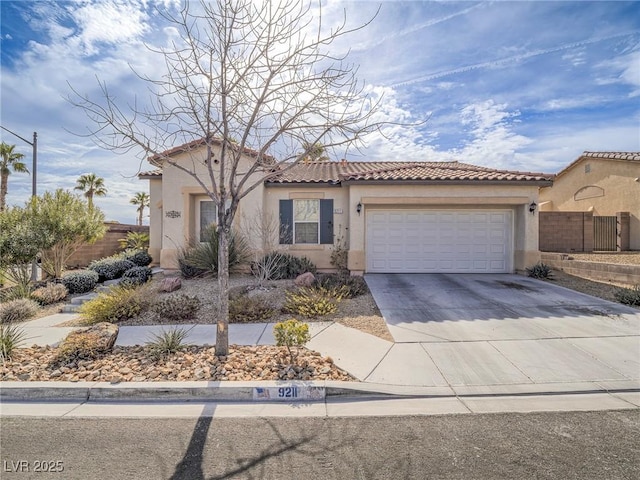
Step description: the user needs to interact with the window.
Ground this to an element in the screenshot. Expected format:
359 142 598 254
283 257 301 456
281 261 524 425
279 199 333 245
294 199 319 244
197 199 217 242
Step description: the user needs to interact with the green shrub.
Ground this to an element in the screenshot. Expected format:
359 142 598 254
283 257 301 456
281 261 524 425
229 294 275 323
315 274 369 298
121 266 153 286
119 231 150 251
146 326 192 359
614 285 640 306
0 323 28 361
122 249 152 267
88 257 136 281
0 285 28 303
0 298 40 324
526 262 552 279
273 319 310 363
78 284 149 324
31 283 69 305
252 252 317 280
177 257 208 279
282 286 345 317
61 270 99 294
152 294 202 321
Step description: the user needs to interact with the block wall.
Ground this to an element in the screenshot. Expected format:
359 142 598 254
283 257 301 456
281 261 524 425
66 224 150 268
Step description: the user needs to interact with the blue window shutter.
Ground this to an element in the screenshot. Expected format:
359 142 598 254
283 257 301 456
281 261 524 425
320 199 334 244
279 199 293 244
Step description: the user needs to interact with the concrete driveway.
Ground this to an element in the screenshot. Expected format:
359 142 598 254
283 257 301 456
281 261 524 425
364 273 640 392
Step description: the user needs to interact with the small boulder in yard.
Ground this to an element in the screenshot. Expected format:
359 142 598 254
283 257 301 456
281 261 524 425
159 277 182 292
294 272 315 287
61 322 119 353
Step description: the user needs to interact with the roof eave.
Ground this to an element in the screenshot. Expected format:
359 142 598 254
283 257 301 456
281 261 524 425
264 181 343 188
340 179 554 187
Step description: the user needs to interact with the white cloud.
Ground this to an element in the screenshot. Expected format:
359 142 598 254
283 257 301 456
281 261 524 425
596 50 640 97
68 1 150 55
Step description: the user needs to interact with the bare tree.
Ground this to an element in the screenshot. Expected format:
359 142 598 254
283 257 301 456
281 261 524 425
68 0 386 355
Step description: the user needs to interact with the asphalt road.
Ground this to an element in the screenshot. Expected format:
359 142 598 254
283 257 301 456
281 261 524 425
1 410 639 479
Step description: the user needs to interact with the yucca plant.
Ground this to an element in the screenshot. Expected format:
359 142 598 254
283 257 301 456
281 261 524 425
0 323 28 361
526 262 552 279
179 225 251 277
146 326 193 358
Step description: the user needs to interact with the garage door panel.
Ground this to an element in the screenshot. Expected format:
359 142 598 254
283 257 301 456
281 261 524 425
367 209 512 273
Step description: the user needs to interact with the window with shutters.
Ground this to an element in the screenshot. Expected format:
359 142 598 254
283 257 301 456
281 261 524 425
279 198 333 245
294 199 319 244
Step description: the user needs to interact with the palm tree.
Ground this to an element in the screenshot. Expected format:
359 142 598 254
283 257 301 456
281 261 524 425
300 141 330 162
130 191 150 226
0 142 29 211
74 173 107 210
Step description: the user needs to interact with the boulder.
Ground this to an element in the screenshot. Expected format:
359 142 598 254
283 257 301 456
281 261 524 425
294 272 315 287
61 322 119 353
159 277 182 292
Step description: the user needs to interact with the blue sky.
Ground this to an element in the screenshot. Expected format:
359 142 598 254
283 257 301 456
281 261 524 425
1 0 639 223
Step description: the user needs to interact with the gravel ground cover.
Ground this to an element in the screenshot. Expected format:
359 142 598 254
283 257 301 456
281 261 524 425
0 344 353 382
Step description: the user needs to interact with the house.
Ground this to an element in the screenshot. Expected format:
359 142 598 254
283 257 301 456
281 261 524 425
539 152 640 250
139 140 553 275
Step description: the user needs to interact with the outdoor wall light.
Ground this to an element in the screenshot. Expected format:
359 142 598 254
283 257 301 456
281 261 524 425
356 202 362 215
529 201 537 214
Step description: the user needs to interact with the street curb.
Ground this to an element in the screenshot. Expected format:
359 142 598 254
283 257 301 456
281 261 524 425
1 380 639 403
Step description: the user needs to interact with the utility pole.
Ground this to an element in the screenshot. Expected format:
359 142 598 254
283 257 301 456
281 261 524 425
0 126 38 281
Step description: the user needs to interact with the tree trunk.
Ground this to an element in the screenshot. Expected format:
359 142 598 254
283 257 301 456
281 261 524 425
215 225 230 356
0 172 8 211
138 209 143 226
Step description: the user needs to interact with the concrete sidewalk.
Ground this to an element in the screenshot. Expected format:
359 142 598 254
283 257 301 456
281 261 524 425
4 309 640 400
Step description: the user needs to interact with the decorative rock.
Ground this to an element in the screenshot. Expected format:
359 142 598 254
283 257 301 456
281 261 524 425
294 272 315 287
61 322 119 353
159 277 182 292
1 344 354 383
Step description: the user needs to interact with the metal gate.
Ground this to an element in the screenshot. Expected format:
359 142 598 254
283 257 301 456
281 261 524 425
593 216 617 251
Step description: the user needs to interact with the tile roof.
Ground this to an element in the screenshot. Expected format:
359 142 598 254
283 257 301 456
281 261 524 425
147 137 274 167
581 151 640 161
138 169 162 178
553 151 640 179
266 161 553 184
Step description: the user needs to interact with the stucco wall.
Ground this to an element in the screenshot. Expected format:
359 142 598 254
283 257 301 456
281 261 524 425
147 178 163 265
147 151 545 273
346 183 541 274
539 158 640 249
155 146 268 269
263 185 350 270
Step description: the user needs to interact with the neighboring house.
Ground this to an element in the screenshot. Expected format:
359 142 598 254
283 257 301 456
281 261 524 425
139 139 553 274
539 152 640 250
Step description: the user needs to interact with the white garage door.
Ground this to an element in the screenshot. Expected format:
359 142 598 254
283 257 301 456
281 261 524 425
366 210 513 273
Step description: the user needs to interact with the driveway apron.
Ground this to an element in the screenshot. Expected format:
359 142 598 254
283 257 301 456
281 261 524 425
365 273 640 389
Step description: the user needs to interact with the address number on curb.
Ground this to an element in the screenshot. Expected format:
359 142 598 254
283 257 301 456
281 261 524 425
253 386 326 402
